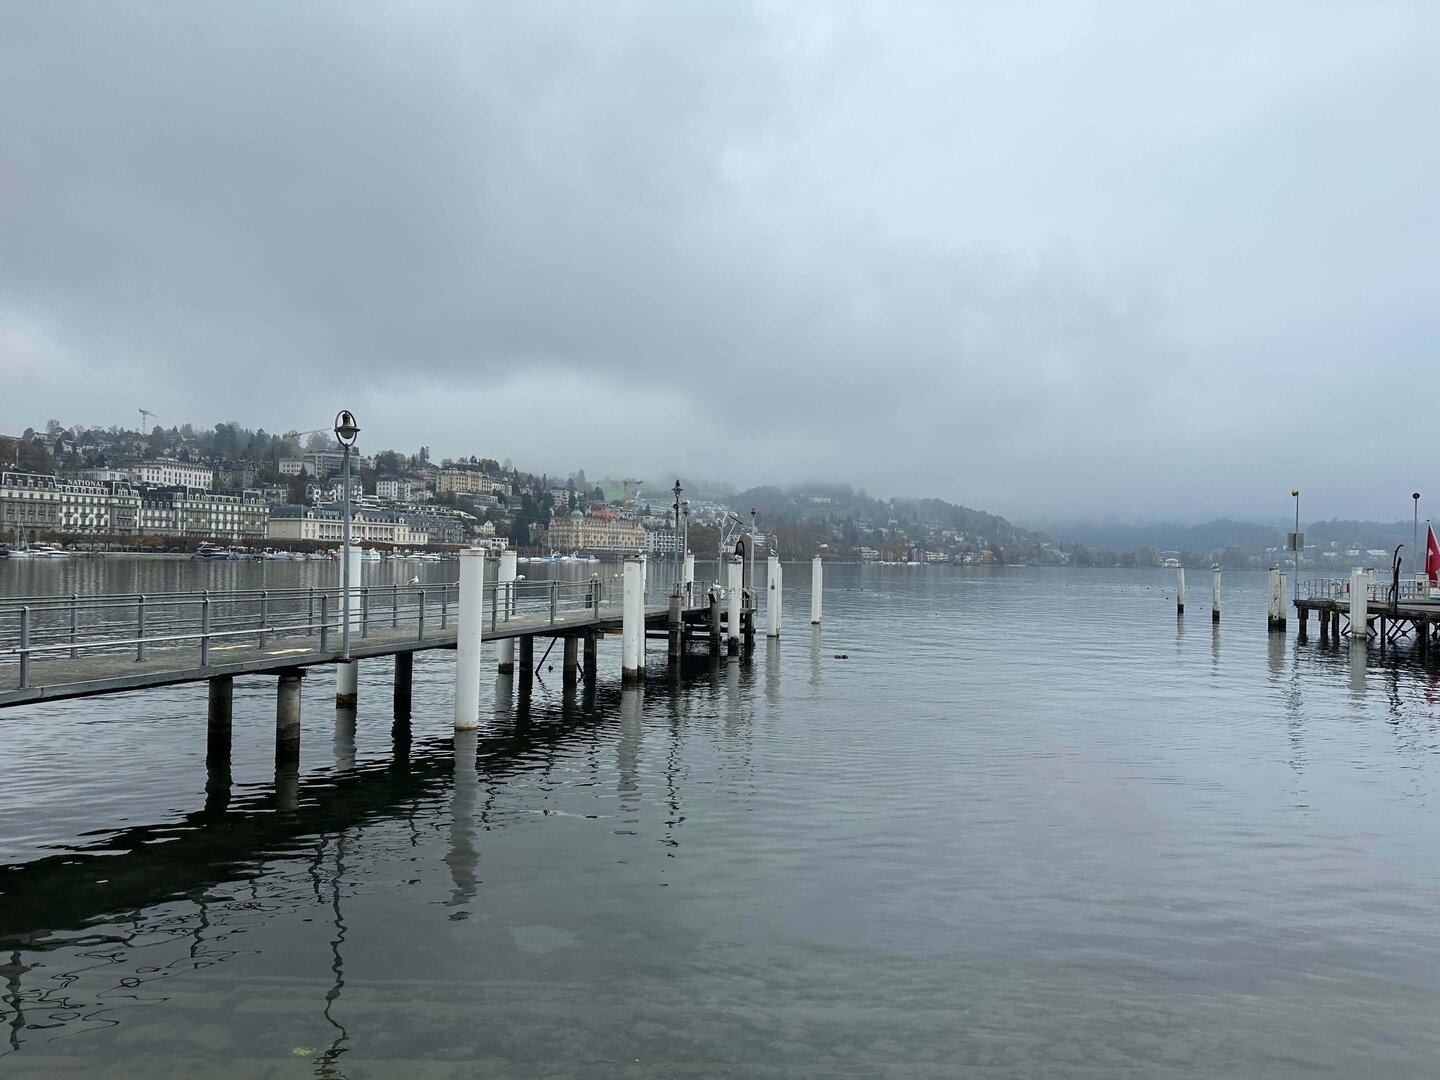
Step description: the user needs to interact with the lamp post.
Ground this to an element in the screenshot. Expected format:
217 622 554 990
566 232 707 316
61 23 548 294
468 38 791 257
1291 488 1300 599
671 479 683 590
1413 493 1421 567
334 410 360 658
681 499 690 563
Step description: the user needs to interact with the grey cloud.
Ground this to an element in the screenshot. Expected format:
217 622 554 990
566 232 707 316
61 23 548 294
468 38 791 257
2 1 1437 523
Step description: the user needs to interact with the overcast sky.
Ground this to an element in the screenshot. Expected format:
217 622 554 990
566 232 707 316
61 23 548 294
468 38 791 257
3 2 1437 525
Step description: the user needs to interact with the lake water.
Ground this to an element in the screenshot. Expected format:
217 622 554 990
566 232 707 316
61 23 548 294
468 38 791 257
1 561 1438 1077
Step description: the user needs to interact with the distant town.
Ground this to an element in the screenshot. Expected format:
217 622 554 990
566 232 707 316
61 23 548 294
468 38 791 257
0 417 1039 563
0 418 1421 571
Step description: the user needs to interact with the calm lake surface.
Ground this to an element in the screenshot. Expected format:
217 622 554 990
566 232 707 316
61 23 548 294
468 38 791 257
1 560 1438 1077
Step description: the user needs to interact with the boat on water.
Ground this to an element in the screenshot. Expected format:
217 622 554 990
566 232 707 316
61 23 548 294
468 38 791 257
194 542 232 560
30 543 71 559
360 548 381 562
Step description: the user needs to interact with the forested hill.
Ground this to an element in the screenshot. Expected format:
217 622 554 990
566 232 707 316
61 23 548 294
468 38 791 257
731 484 1043 548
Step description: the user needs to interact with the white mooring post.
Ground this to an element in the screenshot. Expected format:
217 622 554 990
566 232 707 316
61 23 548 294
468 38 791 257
622 558 642 682
346 545 363 633
811 556 823 624
1176 567 1185 616
1267 568 1285 631
1211 566 1221 624
454 547 485 730
1349 566 1368 643
777 563 784 633
766 555 781 639
337 544 363 707
497 549 517 674
683 552 695 596
336 659 358 708
726 555 743 653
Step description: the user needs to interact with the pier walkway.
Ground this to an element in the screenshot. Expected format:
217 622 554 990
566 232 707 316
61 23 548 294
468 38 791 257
1294 577 1440 657
0 576 717 708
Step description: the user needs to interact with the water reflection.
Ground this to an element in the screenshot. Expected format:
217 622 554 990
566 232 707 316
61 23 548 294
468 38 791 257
334 708 357 774
810 625 823 689
447 731 479 915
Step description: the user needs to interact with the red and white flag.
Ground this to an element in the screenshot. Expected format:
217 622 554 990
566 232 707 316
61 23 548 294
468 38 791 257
1427 522 1440 583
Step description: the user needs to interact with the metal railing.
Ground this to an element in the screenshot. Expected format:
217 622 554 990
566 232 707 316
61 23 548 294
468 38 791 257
1300 577 1435 603
1 576 625 690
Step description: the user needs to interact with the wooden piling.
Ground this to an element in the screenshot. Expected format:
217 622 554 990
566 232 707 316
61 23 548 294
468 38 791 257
563 635 579 685
1267 569 1286 631
584 631 598 683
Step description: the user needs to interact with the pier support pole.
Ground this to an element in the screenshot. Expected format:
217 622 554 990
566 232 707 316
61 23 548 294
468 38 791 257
1211 566 1221 624
1319 606 1330 644
1298 607 1309 643
1349 566 1368 643
276 670 303 764
497 549 517 674
708 591 722 653
622 558 642 682
726 556 743 655
811 556 823 624
208 675 233 736
1267 568 1286 632
584 631 598 683
519 635 534 679
336 660 358 709
1176 567 1185 617
668 594 684 660
563 635 579 686
207 675 233 786
454 546 485 731
393 650 413 720
766 555 781 639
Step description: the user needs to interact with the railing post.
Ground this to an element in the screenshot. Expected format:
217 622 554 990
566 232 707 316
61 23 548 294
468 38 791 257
136 595 146 662
361 586 370 639
418 591 426 641
18 607 29 689
320 592 330 652
550 580 558 626
491 582 498 633
308 587 316 637
201 590 212 667
392 583 399 628
441 587 449 630
259 589 269 649
69 593 78 659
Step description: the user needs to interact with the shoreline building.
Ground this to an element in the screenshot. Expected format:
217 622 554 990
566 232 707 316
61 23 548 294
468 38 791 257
139 487 268 541
266 505 429 547
1 471 141 542
547 509 646 555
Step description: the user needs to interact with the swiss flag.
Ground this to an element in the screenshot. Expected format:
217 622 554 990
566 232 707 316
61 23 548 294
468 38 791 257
1427 523 1440 584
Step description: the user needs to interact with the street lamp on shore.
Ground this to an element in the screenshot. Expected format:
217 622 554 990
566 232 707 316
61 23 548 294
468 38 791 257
334 410 360 659
1414 493 1421 567
671 479 684 589
1291 488 1300 599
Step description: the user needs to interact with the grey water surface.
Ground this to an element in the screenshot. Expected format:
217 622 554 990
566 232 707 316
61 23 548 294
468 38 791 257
1 561 1438 1078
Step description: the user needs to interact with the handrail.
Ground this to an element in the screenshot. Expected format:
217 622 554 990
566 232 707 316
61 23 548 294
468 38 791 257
0 571 711 691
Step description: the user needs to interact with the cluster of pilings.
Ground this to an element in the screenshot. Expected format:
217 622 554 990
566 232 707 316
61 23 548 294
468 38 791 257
203 547 829 777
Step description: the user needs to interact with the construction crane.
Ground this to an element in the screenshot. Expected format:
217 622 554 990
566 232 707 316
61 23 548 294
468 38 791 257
282 426 337 448
138 408 156 432
621 478 645 503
